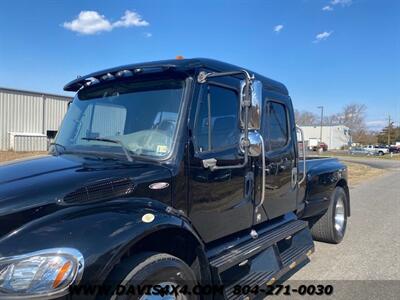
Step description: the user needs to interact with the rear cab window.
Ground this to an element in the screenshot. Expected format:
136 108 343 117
264 101 290 152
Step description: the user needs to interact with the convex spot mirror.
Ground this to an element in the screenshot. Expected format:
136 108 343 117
240 131 263 157
240 80 263 131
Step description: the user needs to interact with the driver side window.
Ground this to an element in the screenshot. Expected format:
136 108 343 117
194 84 239 152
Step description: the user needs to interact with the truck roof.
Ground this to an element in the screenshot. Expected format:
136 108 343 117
64 58 289 95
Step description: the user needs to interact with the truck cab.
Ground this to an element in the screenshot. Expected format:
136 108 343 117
0 58 349 299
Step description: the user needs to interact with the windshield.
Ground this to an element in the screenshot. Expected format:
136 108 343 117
55 79 185 159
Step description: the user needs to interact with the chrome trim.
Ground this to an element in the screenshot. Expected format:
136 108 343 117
149 182 170 190
0 248 84 300
255 133 266 214
240 80 262 130
198 69 254 171
296 126 306 186
335 197 346 234
238 259 248 266
240 131 263 157
250 229 258 239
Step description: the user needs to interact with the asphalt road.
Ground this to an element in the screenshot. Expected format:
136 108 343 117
278 159 400 299
336 156 400 170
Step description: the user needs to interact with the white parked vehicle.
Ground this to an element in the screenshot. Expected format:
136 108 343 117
364 145 389 156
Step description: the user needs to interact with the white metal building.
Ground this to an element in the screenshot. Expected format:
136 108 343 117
299 125 352 150
0 87 72 151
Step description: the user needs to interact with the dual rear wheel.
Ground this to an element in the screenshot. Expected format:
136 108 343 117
309 186 348 244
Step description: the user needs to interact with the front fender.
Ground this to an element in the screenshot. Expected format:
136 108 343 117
0 197 203 286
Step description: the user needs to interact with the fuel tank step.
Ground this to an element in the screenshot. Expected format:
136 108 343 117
210 219 307 273
281 243 312 267
223 229 314 300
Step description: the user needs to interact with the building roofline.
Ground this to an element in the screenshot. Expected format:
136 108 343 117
0 86 73 100
299 124 349 129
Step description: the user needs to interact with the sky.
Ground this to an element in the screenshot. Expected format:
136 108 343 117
0 0 399 130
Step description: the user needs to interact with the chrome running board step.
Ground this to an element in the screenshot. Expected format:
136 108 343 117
223 228 314 300
209 219 307 273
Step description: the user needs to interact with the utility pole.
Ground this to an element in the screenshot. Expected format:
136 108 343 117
388 115 391 146
317 106 324 143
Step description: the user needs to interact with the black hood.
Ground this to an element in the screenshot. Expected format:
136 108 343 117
0 154 172 237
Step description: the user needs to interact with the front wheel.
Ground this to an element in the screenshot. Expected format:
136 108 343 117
109 252 198 300
309 186 348 244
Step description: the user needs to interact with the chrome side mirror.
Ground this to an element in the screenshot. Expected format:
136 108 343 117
240 131 263 157
240 80 262 131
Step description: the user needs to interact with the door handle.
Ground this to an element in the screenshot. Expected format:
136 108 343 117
244 171 254 202
291 167 298 189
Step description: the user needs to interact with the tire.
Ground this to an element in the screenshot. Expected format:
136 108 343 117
378 151 384 156
309 186 348 244
108 252 199 300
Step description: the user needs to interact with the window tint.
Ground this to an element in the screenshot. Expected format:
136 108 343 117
265 102 288 150
194 85 239 152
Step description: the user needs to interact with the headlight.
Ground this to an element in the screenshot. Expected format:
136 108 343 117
0 248 84 299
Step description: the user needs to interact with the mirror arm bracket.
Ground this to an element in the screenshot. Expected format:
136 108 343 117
198 69 254 172
197 70 253 84
197 71 208 83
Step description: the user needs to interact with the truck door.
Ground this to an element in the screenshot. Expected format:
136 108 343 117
188 81 254 243
260 97 297 220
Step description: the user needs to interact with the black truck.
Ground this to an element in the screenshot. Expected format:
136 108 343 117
0 58 350 299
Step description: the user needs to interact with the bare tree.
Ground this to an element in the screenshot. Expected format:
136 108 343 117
323 114 341 125
294 110 318 126
358 130 378 145
295 104 368 143
335 104 367 142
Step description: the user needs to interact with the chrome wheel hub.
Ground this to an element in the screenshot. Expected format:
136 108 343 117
334 197 345 234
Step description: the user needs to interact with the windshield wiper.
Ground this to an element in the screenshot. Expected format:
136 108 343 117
81 137 133 162
49 142 67 155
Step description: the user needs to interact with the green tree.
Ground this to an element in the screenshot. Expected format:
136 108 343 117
377 123 397 145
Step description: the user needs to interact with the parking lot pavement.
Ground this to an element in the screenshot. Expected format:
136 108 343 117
336 156 400 170
276 169 400 299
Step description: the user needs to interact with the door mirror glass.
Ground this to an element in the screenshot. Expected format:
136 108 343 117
240 131 263 157
240 80 262 131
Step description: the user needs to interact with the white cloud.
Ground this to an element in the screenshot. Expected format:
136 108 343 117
274 24 284 33
63 11 113 34
366 120 387 130
144 32 152 38
322 1 351 13
313 31 333 43
63 10 149 35
113 10 149 28
331 0 352 6
322 5 333 11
